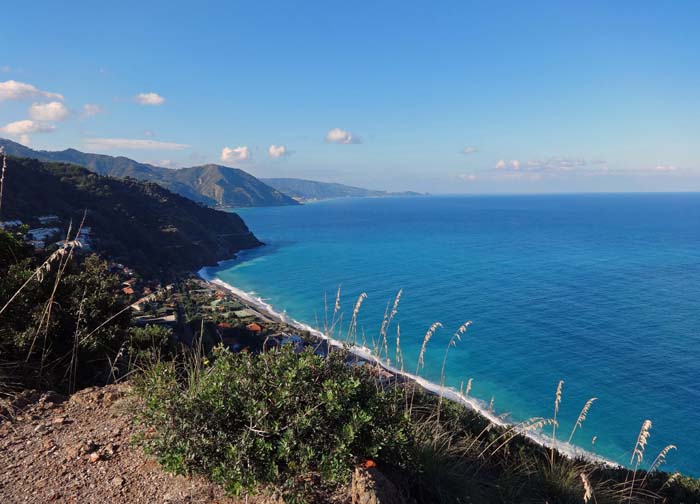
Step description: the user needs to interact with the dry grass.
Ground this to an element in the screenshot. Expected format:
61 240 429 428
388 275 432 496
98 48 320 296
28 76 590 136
581 472 595 503
568 397 598 443
551 379 565 465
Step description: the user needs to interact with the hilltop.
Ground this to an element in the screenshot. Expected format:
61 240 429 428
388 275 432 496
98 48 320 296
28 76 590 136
1 156 262 277
0 138 297 208
262 177 424 202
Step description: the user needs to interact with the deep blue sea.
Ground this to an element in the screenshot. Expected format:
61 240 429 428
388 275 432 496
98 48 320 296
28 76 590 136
208 194 700 476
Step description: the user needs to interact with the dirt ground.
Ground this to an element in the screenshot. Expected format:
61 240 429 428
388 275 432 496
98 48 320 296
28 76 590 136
0 384 276 504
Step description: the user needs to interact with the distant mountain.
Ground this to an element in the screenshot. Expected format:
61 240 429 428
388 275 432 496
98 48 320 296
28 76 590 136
261 177 424 202
0 138 298 208
2 156 262 278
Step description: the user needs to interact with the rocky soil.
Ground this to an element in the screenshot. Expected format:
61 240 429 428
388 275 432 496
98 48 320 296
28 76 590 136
0 384 250 503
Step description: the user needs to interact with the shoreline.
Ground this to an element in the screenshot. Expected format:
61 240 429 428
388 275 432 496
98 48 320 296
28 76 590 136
197 265 619 470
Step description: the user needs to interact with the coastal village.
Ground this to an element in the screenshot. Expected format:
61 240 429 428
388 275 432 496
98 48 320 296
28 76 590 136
128 277 323 357
0 214 325 362
0 215 92 252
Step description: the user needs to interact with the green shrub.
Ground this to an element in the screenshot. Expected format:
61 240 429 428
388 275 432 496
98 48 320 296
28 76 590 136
0 250 131 392
126 324 175 368
135 346 415 500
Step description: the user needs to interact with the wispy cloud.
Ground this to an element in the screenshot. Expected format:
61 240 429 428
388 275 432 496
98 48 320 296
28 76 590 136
488 156 691 181
81 103 103 118
83 137 189 151
0 80 63 101
28 101 70 121
496 157 608 173
325 127 361 144
135 92 166 106
458 173 478 181
268 144 290 158
221 146 251 163
461 146 478 155
1 66 11 73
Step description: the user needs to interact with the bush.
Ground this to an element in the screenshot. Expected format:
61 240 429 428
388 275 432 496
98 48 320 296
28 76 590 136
126 324 175 368
135 346 415 500
0 248 131 392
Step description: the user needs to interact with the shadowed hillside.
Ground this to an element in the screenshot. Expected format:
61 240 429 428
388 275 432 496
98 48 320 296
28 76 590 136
0 138 297 208
1 156 262 277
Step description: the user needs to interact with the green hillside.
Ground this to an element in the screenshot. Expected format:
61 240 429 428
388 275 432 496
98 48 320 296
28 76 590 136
0 138 298 208
1 156 262 278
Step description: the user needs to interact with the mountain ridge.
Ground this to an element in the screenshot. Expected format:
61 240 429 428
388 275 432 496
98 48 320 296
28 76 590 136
0 138 297 208
262 177 424 202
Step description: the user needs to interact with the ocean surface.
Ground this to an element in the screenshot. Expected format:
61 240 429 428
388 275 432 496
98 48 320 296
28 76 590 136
207 194 700 476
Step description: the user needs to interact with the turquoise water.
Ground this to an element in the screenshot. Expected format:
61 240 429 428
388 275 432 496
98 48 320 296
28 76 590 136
208 194 700 475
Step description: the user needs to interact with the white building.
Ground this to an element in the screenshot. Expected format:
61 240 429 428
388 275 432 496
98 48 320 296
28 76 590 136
0 220 23 229
38 215 60 225
26 227 61 246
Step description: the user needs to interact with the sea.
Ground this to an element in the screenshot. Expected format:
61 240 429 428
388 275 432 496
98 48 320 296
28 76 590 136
204 194 700 476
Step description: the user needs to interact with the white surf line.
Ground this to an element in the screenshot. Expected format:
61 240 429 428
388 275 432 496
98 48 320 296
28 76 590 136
197 267 619 469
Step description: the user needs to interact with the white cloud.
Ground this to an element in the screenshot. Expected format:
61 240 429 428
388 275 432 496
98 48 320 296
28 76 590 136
135 92 166 106
83 137 189 151
461 146 478 155
0 119 55 135
221 146 251 162
81 103 103 118
458 173 478 181
496 157 608 174
325 127 361 144
268 144 290 158
0 80 63 101
28 101 70 121
655 165 678 172
1 66 10 73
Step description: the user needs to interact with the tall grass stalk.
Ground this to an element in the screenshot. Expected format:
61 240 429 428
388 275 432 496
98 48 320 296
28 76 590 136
464 377 472 397
0 233 82 318
640 444 676 486
436 321 471 421
67 289 87 393
407 321 442 415
567 397 597 444
549 380 564 465
378 289 402 363
395 323 403 372
478 416 554 458
346 292 367 346
628 419 652 500
580 473 595 503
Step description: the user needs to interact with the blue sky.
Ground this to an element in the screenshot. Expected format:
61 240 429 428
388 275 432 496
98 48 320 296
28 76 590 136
1 1 699 193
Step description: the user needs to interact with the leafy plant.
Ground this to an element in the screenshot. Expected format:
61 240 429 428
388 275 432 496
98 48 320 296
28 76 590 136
135 345 414 500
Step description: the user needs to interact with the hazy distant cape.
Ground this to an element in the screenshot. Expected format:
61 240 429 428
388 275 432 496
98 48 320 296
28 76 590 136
262 177 423 202
0 138 297 208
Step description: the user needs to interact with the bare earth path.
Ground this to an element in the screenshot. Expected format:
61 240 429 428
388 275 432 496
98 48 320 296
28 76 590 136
0 384 251 504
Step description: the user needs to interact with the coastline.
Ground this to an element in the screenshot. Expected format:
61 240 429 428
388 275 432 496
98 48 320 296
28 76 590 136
197 264 618 470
